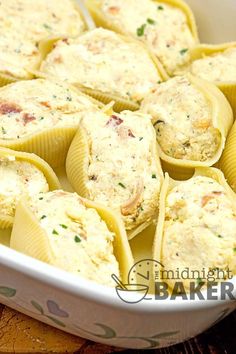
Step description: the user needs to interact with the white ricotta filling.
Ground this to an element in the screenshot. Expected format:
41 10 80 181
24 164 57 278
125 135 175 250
0 156 49 218
101 0 196 74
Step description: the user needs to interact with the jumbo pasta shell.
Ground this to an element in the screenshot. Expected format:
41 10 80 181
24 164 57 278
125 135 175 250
186 42 236 117
39 30 168 112
0 147 60 229
219 121 236 193
0 126 77 169
10 196 134 285
154 74 233 180
85 0 199 76
66 115 164 239
153 167 236 290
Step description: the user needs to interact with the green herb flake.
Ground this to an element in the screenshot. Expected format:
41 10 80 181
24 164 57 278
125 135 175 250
1 127 6 134
234 248 236 252
147 18 156 25
152 174 157 179
137 23 146 37
74 235 81 243
60 224 68 229
180 48 188 55
40 215 46 220
39 197 43 200
43 23 52 30
52 229 59 235
66 96 72 101
118 182 126 189
139 137 143 141
218 234 223 238
157 5 164 10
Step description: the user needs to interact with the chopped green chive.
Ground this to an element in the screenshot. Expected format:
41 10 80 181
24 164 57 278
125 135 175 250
157 5 164 10
139 137 143 141
218 235 223 238
1 127 6 134
180 48 188 55
157 80 162 84
52 229 59 235
118 182 126 189
40 215 46 220
74 235 81 243
39 197 43 200
152 174 157 179
66 96 72 101
39 116 44 120
137 24 146 36
147 18 156 25
60 224 68 229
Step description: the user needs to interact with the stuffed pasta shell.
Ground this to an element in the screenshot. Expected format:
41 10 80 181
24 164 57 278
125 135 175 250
0 79 101 167
85 0 199 76
140 74 233 179
0 0 86 84
40 28 167 111
154 167 236 291
10 190 134 287
66 110 163 239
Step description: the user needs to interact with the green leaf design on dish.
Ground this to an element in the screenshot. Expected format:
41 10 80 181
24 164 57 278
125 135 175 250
151 330 179 339
0 286 16 297
75 323 116 339
92 323 116 338
31 300 44 315
46 315 66 327
139 338 160 349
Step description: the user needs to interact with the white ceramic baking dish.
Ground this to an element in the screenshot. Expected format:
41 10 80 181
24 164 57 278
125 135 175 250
0 0 235 349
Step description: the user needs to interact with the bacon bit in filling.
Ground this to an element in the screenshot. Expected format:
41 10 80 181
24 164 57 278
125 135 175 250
201 191 223 207
106 115 123 127
117 125 135 139
212 191 223 196
53 55 63 64
23 113 36 125
0 102 22 114
107 6 120 15
121 179 144 216
62 38 69 44
40 101 51 108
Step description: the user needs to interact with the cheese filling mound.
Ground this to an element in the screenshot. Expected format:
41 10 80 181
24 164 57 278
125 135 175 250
189 48 236 83
0 79 99 139
30 190 120 286
82 110 162 231
141 76 221 161
0 156 49 218
0 0 85 78
40 28 161 103
100 0 196 75
162 176 236 284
